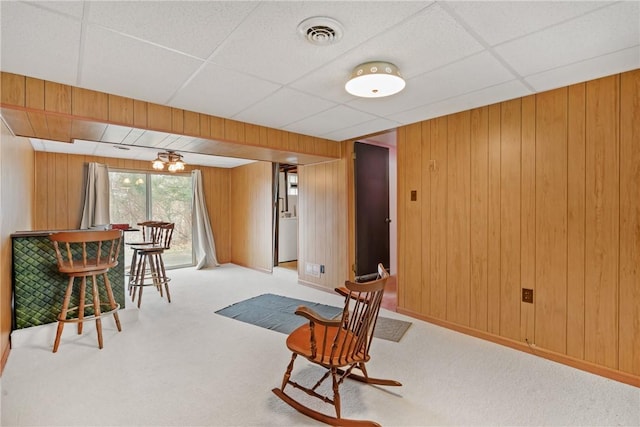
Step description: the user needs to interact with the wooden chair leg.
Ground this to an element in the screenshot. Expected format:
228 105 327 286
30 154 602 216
77 276 85 335
281 353 297 390
91 274 103 349
149 254 162 295
129 251 140 297
132 254 147 308
157 253 171 303
53 276 75 353
103 273 122 332
331 367 342 419
128 249 138 284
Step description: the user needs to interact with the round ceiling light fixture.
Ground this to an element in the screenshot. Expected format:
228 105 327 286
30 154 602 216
345 61 406 98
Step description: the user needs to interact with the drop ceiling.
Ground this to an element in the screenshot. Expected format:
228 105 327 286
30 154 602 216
1 1 638 167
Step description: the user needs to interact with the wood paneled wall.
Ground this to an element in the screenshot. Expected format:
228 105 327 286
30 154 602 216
298 158 349 289
229 161 272 272
32 152 233 263
397 69 640 383
200 166 231 264
0 123 35 374
31 149 349 282
0 72 340 164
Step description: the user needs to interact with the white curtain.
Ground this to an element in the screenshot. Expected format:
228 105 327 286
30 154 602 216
80 162 110 229
192 170 219 269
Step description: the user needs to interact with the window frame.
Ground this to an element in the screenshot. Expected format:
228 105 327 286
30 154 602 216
109 168 195 269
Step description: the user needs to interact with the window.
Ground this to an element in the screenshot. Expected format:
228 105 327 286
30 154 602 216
109 170 193 268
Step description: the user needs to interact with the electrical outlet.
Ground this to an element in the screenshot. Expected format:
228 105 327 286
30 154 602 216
305 262 321 278
522 288 534 304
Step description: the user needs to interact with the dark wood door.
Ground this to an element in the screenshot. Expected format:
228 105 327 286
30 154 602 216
354 142 390 280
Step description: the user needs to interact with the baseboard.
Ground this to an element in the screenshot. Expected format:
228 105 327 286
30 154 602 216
297 278 335 294
397 307 640 388
230 261 272 274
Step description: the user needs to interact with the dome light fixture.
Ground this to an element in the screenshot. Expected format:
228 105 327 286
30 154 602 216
152 150 186 172
345 61 405 98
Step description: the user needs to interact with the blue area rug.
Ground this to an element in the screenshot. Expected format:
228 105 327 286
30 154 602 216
215 293 411 342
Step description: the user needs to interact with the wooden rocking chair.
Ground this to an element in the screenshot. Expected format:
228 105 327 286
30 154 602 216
272 263 401 427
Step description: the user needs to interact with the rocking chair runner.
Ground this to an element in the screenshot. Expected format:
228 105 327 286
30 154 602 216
272 263 401 427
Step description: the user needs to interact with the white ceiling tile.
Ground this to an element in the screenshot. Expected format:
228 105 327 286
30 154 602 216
81 140 100 155
284 106 378 137
130 130 173 148
29 138 89 156
234 88 336 129
289 3 483 101
165 136 199 150
34 138 251 168
209 1 431 85
349 51 515 117
81 25 203 104
321 118 401 142
170 63 281 118
447 1 612 46
288 62 358 105
87 1 257 59
154 134 182 150
0 1 81 85
101 125 137 144
94 143 144 160
183 152 254 168
390 79 532 124
525 46 640 92
4 1 638 155
343 3 484 79
121 128 145 146
27 1 85 18
495 1 640 76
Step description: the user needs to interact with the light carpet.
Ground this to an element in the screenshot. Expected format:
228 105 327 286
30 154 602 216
215 293 411 342
2 264 638 426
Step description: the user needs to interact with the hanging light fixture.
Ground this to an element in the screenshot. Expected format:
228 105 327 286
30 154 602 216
151 150 186 172
345 61 405 98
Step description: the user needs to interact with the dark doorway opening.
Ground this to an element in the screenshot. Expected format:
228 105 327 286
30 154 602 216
354 142 390 281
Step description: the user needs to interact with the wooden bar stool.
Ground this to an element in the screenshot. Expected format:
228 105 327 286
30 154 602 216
126 221 167 280
49 229 123 353
129 222 174 308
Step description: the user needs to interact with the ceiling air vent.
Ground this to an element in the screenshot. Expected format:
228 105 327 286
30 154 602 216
297 17 343 46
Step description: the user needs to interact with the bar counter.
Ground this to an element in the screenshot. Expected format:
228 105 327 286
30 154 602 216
11 230 125 330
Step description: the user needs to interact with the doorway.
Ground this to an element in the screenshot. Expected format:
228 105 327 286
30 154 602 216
274 164 298 270
354 142 390 280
